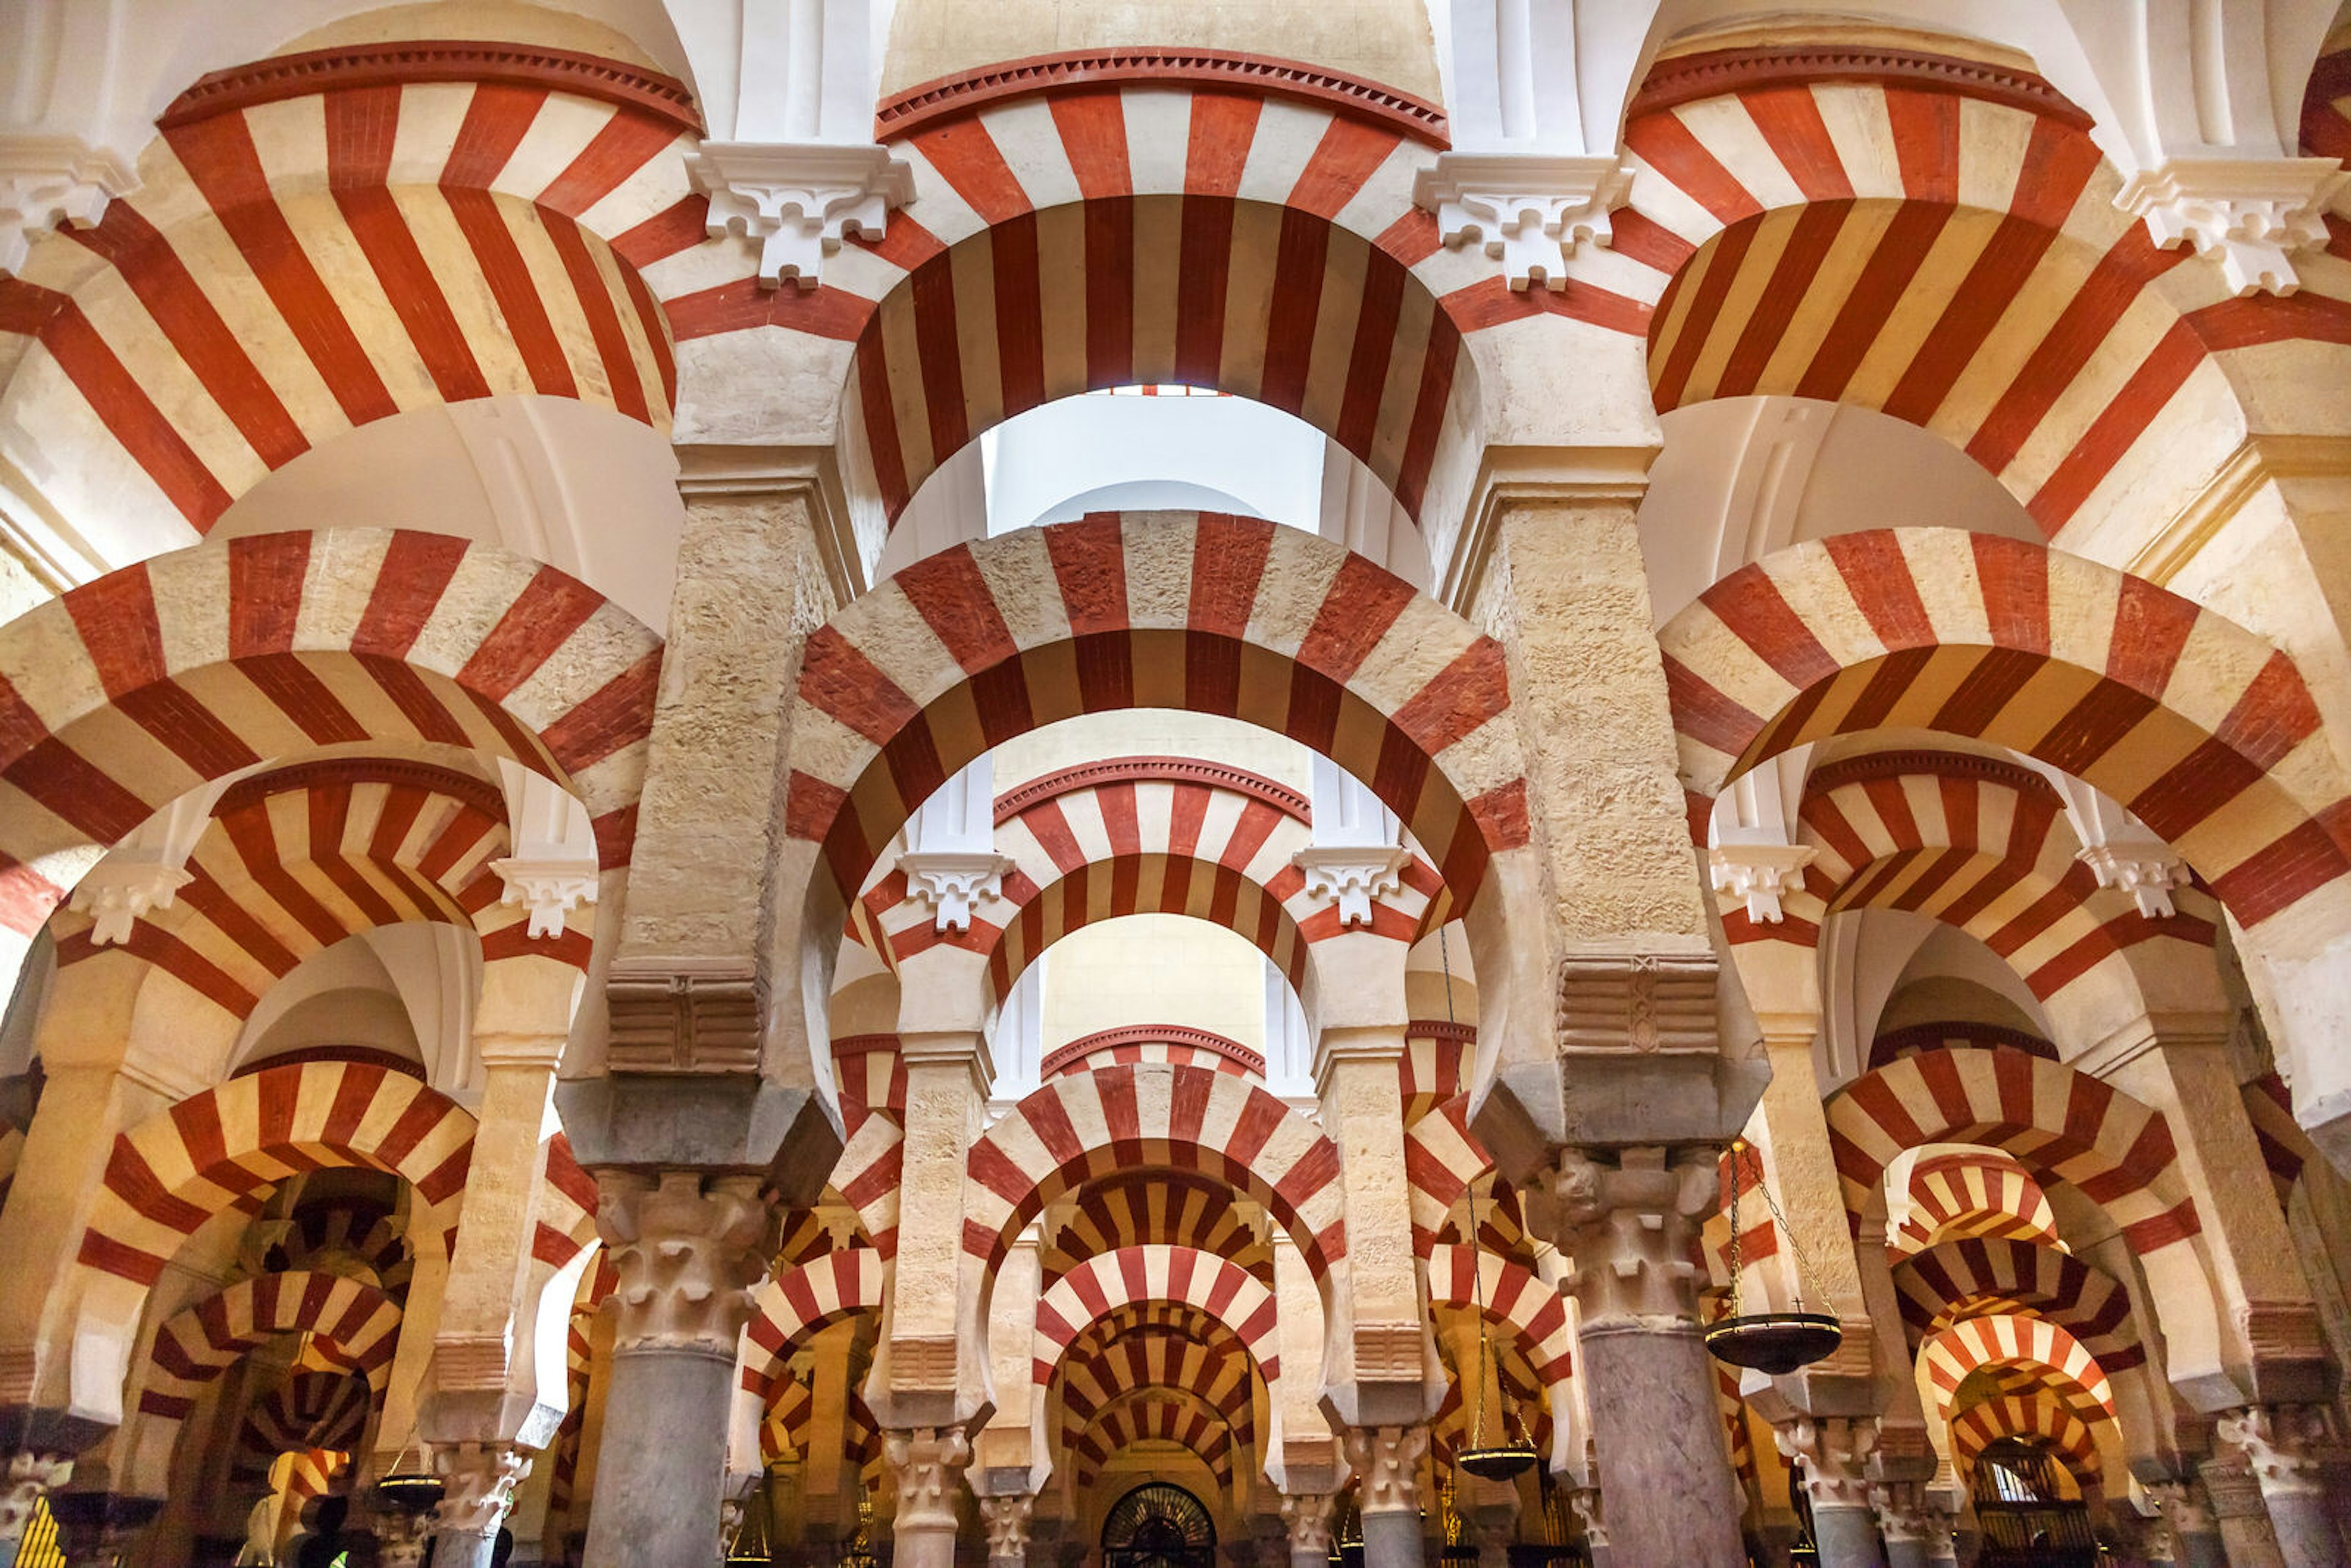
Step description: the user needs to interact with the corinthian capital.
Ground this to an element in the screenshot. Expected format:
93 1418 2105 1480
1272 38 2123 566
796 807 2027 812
1340 1425 1428 1515
597 1171 774 1352
979 1491 1034 1559
1280 1492 1334 1554
1772 1416 1878 1510
2216 1404 2332 1498
883 1428 970 1534
0 1452 71 1542
433 1442 532 1537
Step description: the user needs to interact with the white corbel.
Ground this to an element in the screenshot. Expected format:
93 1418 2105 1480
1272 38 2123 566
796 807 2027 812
691 140 913 290
1412 153 1629 291
2116 157 2349 298
0 134 136 277
2075 844 2194 920
1291 845 1409 929
898 849 1013 933
69 860 193 945
494 760 600 941
1707 843 1817 925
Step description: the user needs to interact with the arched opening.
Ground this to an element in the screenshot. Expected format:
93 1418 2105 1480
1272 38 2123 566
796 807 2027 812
1101 1481 1217 1568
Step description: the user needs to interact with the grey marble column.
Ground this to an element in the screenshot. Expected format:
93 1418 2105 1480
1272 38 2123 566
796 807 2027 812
581 1171 774 1568
1869 1482 1940 1568
1539 1149 1748 1568
1342 1426 1429 1568
884 1427 970 1568
2219 1406 2346 1568
1282 1491 1334 1568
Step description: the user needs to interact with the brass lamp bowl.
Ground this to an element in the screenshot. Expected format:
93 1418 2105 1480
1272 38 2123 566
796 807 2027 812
1704 1311 1843 1375
1457 1441 1539 1482
372 1472 445 1518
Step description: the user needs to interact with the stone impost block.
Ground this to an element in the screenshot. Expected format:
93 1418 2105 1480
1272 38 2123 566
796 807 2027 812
553 1075 839 1202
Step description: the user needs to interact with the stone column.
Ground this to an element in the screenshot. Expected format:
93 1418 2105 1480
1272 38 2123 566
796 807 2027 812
372 1504 435 1568
883 1427 970 1568
1466 1480 1515 1568
980 1490 1035 1568
581 1171 773 1568
1280 1491 1334 1568
2149 1477 2227 1568
2218 1406 2344 1568
1342 1425 1428 1568
1774 1417 1883 1568
2198 1457 2288 1568
1869 1481 1944 1568
431 1441 533 1568
1532 1147 1747 1567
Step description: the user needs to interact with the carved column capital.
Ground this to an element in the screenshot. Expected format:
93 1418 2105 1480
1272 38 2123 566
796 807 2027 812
1291 846 1409 928
979 1491 1034 1560
0 135 137 277
1280 1491 1335 1554
433 1442 533 1537
0 1452 72 1542
596 1170 774 1354
689 140 915 290
2216 1403 2333 1498
883 1427 970 1534
1708 843 1817 925
1535 1144 1717 1324
1869 1479 1949 1547
1411 152 1632 291
2116 156 2349 298
489 856 600 939
1565 1488 1605 1550
898 849 1014 933
1340 1424 1428 1515
1772 1416 1880 1511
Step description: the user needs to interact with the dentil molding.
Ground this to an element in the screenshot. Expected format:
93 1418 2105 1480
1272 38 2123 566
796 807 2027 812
691 141 915 290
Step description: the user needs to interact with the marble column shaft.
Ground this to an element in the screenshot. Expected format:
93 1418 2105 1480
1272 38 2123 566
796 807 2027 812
580 1171 773 1568
1343 1425 1428 1568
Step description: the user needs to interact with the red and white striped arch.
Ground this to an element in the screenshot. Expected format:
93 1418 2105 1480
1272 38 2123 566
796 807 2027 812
1949 1392 2104 1482
2243 1072 2319 1207
1069 1389 1236 1487
49 760 593 1024
782 513 1528 923
0 43 711 542
1894 1238 2143 1372
823 1089 905 1258
1041 1166 1272 1288
1889 1151 2062 1262
1423 1244 1573 1387
1032 1245 1280 1386
1724 751 2220 1003
1054 1322 1260 1437
740 1248 887 1402
968 1062 1346 1285
141 1270 401 1417
1869 1021 2055 1071
1919 1313 2114 1423
77 1061 475 1290
726 52 1533 531
1824 1048 2195 1255
0 528 661 973
1657 528 2351 932
1401 1094 1491 1248
1612 47 2351 539
850 759 1442 998
760 1378 881 1472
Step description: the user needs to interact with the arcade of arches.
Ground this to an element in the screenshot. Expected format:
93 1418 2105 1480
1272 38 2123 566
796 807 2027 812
9 2 2351 1567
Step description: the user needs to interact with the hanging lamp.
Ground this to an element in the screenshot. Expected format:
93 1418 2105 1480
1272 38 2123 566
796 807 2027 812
1438 928 1539 1484
1703 1138 1842 1375
370 1430 443 1518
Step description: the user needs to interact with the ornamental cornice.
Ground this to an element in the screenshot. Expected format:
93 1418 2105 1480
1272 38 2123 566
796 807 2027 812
1038 1026 1267 1080
1801 748 2058 803
1630 45 2090 126
160 42 700 133
994 756 1310 825
876 48 1448 146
